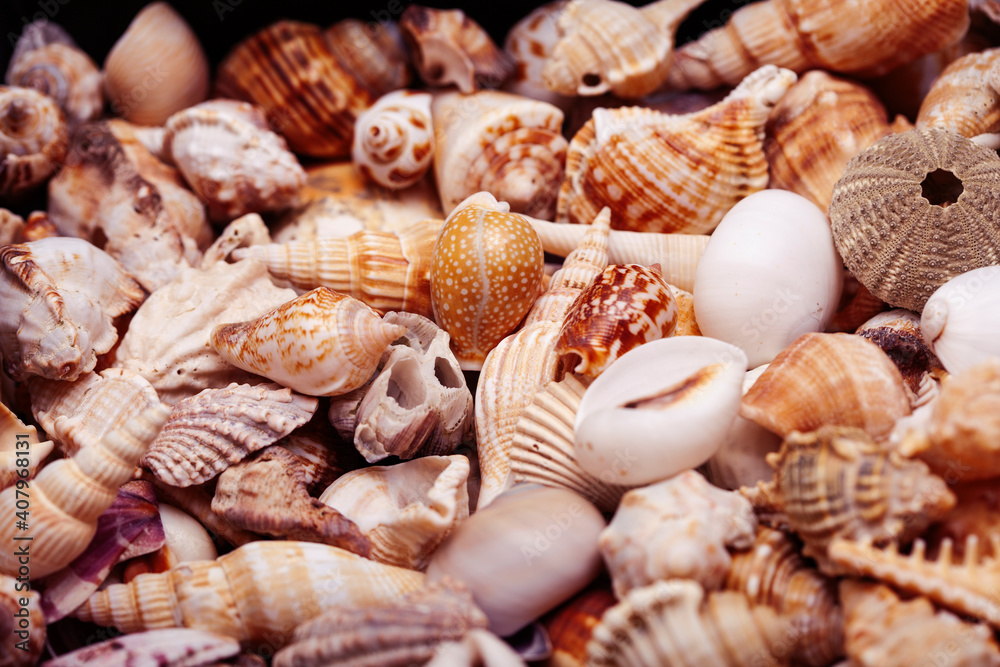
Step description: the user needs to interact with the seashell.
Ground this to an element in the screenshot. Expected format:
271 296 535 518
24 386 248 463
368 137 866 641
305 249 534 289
0 237 145 382
211 287 407 397
19 210 59 242
276 418 368 496
586 579 793 667
502 1 572 109
600 470 757 597
163 99 307 222
113 259 297 405
0 207 25 245
216 19 408 158
124 503 218 578
574 335 748 487
28 367 161 457
432 90 568 219
319 455 470 570
0 85 68 200
352 90 435 191
401 6 513 93
328 311 473 463
741 425 956 573
43 628 241 667
765 70 893 212
542 0 706 98
142 382 318 487
272 579 488 667
210 446 371 555
200 212 272 268
828 535 1000 629
556 263 678 377
0 402 169 579
542 586 617 667
917 47 1000 138
740 332 911 441
234 218 442 320
427 485 605 637
666 0 970 91
829 128 1000 313
1 572 45 666
74 540 426 646
924 480 1000 559
725 527 844 667
920 265 1000 375
839 580 1000 667
557 65 797 234
430 194 546 370
427 629 528 666
103 2 209 125
855 308 944 398
474 206 609 507
827 273 891 334
143 473 256 549
0 401 51 492
667 283 700 336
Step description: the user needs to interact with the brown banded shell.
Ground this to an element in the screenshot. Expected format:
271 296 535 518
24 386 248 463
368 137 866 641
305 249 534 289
829 128 1000 313
917 47 1000 138
6 37 102 125
0 85 68 200
556 263 678 377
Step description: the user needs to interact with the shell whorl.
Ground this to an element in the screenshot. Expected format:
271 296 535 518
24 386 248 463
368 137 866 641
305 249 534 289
916 47 1000 138
353 90 435 190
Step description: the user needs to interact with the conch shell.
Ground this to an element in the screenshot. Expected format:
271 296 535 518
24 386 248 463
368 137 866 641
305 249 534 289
0 85 68 200
352 90 435 191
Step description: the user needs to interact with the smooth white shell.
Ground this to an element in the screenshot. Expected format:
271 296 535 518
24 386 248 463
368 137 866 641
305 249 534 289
693 189 842 368
160 503 217 564
921 265 1000 374
574 336 748 486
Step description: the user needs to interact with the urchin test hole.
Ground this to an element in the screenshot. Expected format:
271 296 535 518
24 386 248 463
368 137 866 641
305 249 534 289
921 169 964 207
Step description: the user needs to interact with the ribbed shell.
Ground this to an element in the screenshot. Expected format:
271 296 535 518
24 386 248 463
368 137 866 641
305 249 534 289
323 19 411 97
0 401 50 492
74 541 426 646
0 85 68 199
916 47 1000 138
353 90 435 190
543 587 617 667
557 65 797 233
829 128 1000 312
43 629 241 667
142 383 318 487
6 41 102 125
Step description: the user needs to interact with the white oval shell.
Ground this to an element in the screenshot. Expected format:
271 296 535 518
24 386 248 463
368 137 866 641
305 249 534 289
921 265 1000 375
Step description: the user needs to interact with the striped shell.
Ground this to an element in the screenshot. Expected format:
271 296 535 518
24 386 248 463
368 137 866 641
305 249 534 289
6 38 103 125
0 85 68 199
916 47 1000 138
352 90 435 190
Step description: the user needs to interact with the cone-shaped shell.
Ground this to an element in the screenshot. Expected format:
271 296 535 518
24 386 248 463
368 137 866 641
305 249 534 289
916 47 1000 138
353 90 435 190
211 287 407 397
557 65 797 233
0 84 68 199
920 265 1000 375
7 39 103 125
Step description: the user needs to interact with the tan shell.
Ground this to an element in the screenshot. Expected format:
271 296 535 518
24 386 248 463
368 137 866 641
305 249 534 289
401 6 513 93
163 99 306 222
668 284 700 335
1 572 45 666
323 19 411 98
558 65 797 233
142 382 318 487
7 38 102 125
319 455 470 570
0 401 51 492
855 308 944 398
200 212 273 267
275 419 368 496
0 402 169 579
742 425 956 573
74 541 426 646
43 629 241 667
586 579 793 667
666 0 970 90
353 90 435 190
0 85 68 199
211 287 407 397
234 219 442 320
103 2 209 125
0 237 144 382
741 332 911 441
917 47 1000 138
829 128 1000 313
600 470 757 597
113 259 297 405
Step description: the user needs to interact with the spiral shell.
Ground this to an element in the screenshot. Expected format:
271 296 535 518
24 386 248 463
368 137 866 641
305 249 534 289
0 85 68 199
353 90 435 190
917 47 1000 138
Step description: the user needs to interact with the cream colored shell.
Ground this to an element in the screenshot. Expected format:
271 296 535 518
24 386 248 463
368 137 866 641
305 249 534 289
7 40 103 125
353 90 435 191
0 401 51 492
0 85 68 199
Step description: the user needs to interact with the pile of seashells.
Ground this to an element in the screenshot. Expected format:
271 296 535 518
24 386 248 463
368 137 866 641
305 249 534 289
4 0 1000 664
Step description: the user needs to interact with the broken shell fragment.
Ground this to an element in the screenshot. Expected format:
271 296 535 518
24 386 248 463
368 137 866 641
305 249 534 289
920 265 1000 375
0 84 68 200
353 90 435 190
43 628 241 667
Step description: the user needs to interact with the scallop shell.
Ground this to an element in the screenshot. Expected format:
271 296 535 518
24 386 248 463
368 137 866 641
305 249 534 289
502 1 572 108
0 237 145 382
401 5 513 93
6 35 102 125
740 332 912 441
557 65 797 233
1 572 45 666
0 401 51 492
432 90 568 219
917 47 1000 138
920 265 1000 375
352 90 435 191
829 128 1000 313
600 470 757 597
103 2 209 125
142 382 318 487
666 0 970 90
211 287 407 397
43 628 241 667
855 308 944 398
0 85 68 199
163 99 306 222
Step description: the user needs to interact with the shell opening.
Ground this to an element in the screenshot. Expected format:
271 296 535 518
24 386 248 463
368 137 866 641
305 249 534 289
921 169 964 208
581 72 602 88
433 357 462 389
387 357 426 409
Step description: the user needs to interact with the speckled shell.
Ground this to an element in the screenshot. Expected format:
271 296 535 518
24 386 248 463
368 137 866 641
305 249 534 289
829 128 1000 313
765 70 892 212
556 263 677 377
353 91 435 190
0 237 144 382
920 265 1000 375
0 85 68 199
0 402 169 579
103 2 209 125
432 90 568 219
502 1 571 108
917 47 1000 138
0 401 51 492
666 0 970 90
855 308 943 397
740 332 912 441
558 65 797 233
142 383 318 487
742 425 956 572
74 541 426 646
600 470 757 597
586 579 793 667
1 572 45 666
44 629 241 667
6 38 102 125
235 219 442 320
163 100 306 222
211 287 407 397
